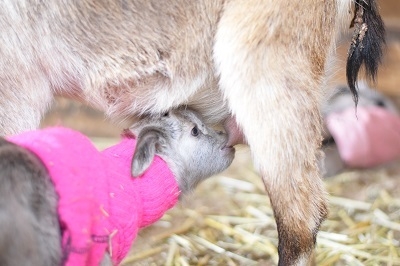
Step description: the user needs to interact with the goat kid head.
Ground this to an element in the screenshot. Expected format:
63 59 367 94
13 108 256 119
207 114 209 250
128 107 235 193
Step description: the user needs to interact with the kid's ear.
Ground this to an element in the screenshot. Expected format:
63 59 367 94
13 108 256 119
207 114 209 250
131 127 166 177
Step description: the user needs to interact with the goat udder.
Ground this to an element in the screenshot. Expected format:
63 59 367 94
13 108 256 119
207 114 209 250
223 116 246 147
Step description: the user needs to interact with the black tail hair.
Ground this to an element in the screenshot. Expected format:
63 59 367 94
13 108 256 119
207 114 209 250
346 0 385 106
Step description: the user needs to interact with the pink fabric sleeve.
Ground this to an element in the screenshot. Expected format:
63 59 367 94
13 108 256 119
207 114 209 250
102 140 180 228
326 106 400 168
8 128 111 265
7 128 180 266
101 138 180 264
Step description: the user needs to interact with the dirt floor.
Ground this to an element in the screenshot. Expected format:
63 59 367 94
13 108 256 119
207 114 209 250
41 2 400 265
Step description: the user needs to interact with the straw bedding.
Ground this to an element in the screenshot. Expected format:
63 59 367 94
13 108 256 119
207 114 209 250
119 147 400 266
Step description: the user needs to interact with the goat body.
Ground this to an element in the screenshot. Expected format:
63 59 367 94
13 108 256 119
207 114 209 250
0 0 385 265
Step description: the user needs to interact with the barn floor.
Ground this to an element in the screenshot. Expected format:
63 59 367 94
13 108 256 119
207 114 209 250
42 2 400 265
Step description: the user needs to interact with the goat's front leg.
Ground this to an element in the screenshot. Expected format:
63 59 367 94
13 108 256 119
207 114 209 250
214 0 333 264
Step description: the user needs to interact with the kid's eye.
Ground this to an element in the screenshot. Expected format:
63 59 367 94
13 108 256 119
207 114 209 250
191 126 199 136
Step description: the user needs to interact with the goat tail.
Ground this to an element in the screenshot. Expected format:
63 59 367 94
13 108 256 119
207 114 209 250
346 0 385 105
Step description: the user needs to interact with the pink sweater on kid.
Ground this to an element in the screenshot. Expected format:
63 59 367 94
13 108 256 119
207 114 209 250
8 127 180 265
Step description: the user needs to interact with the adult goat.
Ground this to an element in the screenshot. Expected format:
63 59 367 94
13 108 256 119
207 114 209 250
0 0 385 264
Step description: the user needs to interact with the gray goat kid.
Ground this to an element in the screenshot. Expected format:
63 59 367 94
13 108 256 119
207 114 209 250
0 0 385 264
0 108 234 265
130 107 235 193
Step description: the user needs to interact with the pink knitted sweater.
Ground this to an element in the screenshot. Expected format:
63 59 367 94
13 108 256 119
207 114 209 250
8 127 180 265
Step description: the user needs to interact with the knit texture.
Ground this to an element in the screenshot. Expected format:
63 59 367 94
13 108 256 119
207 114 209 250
8 127 180 265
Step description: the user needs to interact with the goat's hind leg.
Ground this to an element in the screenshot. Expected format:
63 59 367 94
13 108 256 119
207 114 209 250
214 0 332 264
223 76 327 266
218 55 328 265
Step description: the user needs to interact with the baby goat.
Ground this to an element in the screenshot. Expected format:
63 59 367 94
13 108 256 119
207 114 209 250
130 107 234 193
0 0 385 264
0 108 234 265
